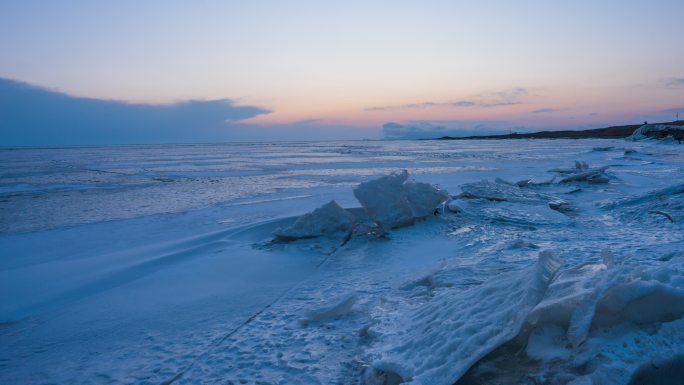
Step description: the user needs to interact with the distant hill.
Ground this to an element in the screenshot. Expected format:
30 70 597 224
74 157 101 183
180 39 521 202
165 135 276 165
437 121 684 140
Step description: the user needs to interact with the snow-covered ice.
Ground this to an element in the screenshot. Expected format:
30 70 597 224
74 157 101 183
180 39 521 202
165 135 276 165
353 169 449 229
366 251 563 385
628 123 683 141
1 138 683 385
274 171 448 242
273 200 356 241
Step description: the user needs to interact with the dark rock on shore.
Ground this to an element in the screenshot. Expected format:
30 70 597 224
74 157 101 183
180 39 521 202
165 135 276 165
437 121 684 140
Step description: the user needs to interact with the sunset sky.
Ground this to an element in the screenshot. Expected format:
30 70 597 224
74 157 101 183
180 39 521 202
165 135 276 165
1 0 683 144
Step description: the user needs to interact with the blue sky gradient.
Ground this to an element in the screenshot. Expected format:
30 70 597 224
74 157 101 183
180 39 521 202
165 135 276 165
1 0 683 144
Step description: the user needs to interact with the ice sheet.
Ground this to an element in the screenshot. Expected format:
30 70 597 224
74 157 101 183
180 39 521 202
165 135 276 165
1 138 683 385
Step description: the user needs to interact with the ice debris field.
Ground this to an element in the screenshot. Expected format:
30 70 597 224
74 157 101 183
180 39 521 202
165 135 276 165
1 137 683 385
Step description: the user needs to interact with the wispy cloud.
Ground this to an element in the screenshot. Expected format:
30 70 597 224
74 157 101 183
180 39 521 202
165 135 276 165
0 77 271 145
530 108 555 114
664 77 684 88
290 118 324 125
366 88 528 112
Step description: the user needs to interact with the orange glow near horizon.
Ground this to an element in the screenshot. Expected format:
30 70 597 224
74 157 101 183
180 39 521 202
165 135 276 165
238 81 683 130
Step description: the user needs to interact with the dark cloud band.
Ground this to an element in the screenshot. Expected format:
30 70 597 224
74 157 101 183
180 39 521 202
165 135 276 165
0 78 270 145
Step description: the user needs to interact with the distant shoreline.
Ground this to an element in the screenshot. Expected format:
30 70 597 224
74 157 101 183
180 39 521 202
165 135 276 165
436 120 684 140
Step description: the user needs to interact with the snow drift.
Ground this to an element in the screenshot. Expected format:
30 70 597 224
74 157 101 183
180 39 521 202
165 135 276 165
5 139 684 385
447 251 684 385
521 253 684 384
368 248 684 385
367 251 563 385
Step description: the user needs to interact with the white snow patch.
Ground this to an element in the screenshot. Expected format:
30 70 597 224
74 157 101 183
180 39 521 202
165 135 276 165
520 254 684 382
302 293 358 324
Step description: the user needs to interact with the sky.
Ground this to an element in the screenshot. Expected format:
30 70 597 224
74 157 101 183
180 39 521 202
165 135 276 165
1 0 683 145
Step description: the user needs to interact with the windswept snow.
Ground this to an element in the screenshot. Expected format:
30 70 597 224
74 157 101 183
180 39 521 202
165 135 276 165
367 251 563 385
1 138 683 385
529 253 684 350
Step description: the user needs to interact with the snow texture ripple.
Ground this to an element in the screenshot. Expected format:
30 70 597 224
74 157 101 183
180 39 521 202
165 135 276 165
1 138 683 385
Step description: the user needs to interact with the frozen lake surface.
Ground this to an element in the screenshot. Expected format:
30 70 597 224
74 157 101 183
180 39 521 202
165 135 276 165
1 139 683 384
